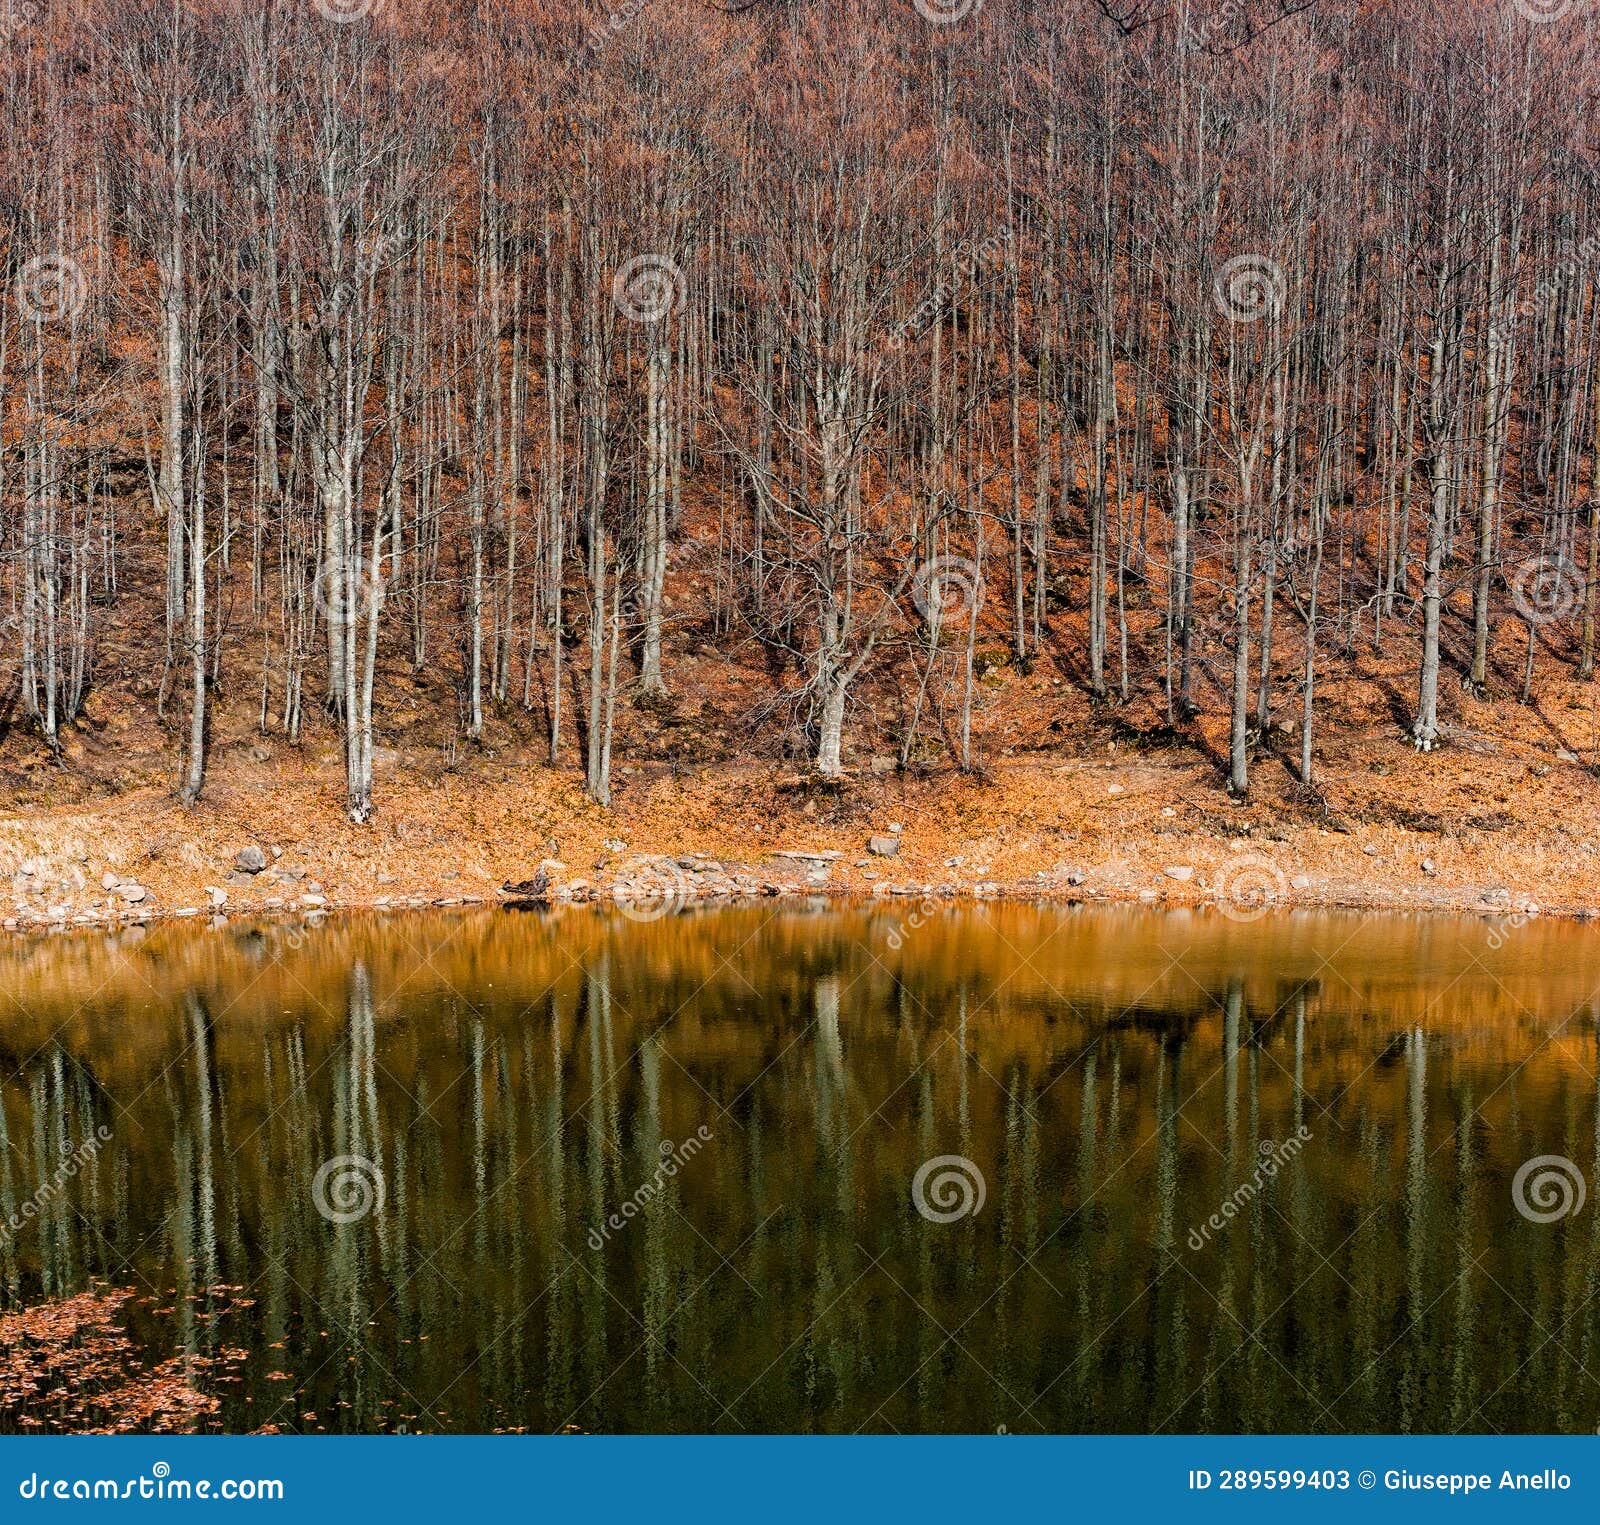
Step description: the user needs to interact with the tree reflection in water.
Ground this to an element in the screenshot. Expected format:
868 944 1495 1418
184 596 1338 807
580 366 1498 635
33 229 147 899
0 904 1595 1434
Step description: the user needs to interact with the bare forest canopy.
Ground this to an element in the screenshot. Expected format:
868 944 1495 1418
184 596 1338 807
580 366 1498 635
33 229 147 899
3 0 1599 823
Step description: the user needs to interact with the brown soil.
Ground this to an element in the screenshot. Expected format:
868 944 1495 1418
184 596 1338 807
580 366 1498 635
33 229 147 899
4 509 1599 931
2 695 1595 931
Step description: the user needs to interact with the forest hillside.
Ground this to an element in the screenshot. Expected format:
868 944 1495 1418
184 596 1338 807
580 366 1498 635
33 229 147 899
4 0 1600 922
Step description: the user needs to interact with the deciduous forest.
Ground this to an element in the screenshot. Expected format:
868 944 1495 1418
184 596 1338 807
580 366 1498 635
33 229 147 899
3 0 1598 831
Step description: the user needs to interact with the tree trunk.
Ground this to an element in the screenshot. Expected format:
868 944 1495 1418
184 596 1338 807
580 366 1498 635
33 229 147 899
1414 323 1450 752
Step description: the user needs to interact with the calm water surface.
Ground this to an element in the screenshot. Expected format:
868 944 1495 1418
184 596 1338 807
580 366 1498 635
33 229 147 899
1 903 1598 1434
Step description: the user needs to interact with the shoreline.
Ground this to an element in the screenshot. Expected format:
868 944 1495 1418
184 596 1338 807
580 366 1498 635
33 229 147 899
1 747 1589 937
0 845 1571 940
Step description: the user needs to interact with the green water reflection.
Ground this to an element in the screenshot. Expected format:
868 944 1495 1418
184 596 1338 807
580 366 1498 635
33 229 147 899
0 903 1597 1433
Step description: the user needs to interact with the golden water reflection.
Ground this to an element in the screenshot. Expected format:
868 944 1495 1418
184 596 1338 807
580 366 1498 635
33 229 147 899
0 904 1596 1433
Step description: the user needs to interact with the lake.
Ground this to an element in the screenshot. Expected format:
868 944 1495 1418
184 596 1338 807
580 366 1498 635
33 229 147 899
0 903 1595 1434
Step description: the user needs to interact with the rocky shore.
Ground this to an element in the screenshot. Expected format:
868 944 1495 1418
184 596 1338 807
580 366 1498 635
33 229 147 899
0 775 1567 935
